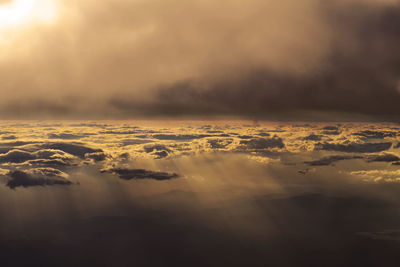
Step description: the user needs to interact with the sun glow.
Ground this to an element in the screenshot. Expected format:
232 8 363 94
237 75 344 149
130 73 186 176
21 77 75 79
0 0 57 30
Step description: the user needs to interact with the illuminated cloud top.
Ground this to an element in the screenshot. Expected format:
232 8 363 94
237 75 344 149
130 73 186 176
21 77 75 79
1 120 400 188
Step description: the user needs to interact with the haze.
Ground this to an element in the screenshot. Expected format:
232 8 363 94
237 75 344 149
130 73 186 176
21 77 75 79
0 0 399 118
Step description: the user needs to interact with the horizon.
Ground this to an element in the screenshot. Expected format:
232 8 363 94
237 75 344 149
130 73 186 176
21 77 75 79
1 1 400 267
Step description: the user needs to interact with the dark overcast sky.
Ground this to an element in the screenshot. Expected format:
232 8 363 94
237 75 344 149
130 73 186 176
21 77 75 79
1 0 400 118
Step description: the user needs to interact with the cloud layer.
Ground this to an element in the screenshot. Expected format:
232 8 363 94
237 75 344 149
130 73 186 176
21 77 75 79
0 120 399 189
0 120 399 266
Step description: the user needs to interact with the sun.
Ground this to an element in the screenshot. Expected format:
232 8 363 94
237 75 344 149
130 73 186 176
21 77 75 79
0 0 57 30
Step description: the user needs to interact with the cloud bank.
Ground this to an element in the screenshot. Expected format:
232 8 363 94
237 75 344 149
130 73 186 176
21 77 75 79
0 0 400 117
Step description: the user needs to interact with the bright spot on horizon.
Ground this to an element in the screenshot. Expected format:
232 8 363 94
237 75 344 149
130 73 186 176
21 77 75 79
0 0 57 30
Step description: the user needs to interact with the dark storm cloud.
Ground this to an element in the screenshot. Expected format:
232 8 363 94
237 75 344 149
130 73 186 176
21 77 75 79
5 168 71 189
315 142 392 153
101 168 179 181
305 155 363 166
139 2 400 117
0 0 400 118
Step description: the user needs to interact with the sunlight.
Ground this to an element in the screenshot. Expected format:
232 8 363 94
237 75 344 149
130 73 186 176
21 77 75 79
0 0 57 29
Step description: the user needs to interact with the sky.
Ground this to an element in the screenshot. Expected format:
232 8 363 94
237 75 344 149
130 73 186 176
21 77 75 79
0 0 400 118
